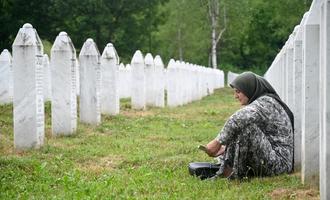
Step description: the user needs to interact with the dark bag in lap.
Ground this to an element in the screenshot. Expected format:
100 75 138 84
188 162 220 180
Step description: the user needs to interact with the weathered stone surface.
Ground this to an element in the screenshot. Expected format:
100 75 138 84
131 50 146 110
101 43 120 115
0 49 12 104
154 55 165 107
12 23 44 149
293 25 303 171
145 53 156 106
79 38 101 124
166 59 177 107
75 59 80 96
42 54 51 101
301 8 320 187
50 31 77 135
319 1 330 199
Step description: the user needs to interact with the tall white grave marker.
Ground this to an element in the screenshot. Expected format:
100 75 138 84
145 53 156 106
154 55 165 107
166 59 177 107
101 43 120 115
42 54 51 101
320 0 330 199
0 49 12 104
50 32 77 135
293 25 303 171
12 23 44 149
79 38 101 124
301 5 320 186
131 50 146 110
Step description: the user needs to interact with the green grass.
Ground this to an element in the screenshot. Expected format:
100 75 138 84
0 88 318 199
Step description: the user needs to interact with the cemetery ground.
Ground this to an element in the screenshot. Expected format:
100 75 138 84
0 88 319 199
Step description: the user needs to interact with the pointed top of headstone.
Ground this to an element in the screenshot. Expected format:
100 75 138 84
131 50 144 64
126 64 131 70
119 63 125 70
305 0 321 25
51 31 75 52
23 23 33 28
59 31 67 36
101 43 119 64
0 49 12 61
144 53 154 66
13 23 44 53
167 59 176 69
154 55 164 68
79 38 100 57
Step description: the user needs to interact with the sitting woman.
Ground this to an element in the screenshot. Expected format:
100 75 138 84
205 71 294 179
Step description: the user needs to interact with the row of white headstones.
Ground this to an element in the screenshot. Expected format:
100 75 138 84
264 0 329 199
0 23 225 150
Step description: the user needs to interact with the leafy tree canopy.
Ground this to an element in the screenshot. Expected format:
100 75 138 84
0 0 312 73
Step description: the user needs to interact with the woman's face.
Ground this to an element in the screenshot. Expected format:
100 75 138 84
234 89 249 105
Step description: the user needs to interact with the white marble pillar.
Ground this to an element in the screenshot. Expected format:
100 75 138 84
285 40 294 110
145 53 156 107
154 55 165 107
293 25 303 171
320 1 330 199
79 38 101 125
301 7 320 186
119 63 125 98
125 64 132 98
219 70 225 88
166 59 177 107
101 43 120 115
12 23 44 149
0 49 12 104
50 31 77 135
42 54 51 101
75 59 80 96
131 50 146 110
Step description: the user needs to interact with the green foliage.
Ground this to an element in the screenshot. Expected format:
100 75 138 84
0 0 167 63
155 0 311 71
153 0 210 66
0 88 318 199
0 0 312 71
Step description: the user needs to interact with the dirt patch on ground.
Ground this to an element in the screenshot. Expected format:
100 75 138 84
120 110 154 117
269 188 319 200
77 155 123 175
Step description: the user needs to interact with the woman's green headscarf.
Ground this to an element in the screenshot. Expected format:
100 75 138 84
230 71 294 130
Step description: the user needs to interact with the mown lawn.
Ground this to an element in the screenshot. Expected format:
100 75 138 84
0 87 319 199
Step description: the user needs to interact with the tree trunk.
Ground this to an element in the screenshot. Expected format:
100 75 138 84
208 0 226 69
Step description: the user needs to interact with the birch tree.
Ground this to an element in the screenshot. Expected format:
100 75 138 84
207 0 226 69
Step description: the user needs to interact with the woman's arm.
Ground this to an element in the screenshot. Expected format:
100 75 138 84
205 139 226 157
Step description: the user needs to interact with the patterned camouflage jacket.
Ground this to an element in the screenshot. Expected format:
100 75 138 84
216 95 294 175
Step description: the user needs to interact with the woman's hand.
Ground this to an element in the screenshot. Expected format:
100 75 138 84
206 139 225 157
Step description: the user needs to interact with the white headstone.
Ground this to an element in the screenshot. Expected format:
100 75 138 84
12 23 44 149
0 49 12 104
166 59 178 107
50 31 77 135
301 7 320 186
131 50 146 110
42 54 51 101
101 43 120 115
75 59 80 96
145 53 156 106
79 38 101 124
319 1 330 199
125 64 132 98
119 63 125 98
154 55 165 107
293 25 303 171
